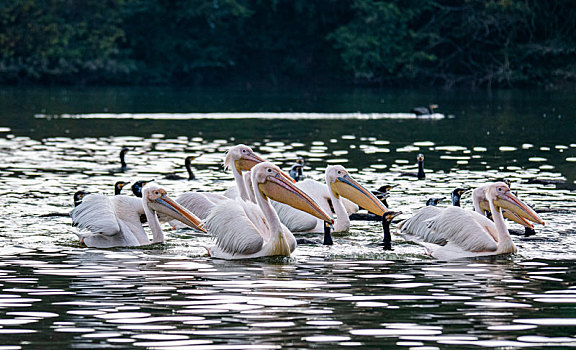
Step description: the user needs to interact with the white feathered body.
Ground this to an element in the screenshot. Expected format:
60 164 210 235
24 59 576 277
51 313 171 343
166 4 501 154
71 194 148 248
205 197 296 260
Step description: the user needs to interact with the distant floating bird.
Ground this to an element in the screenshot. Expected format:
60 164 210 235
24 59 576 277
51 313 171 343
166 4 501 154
410 104 438 116
164 156 196 180
119 147 132 170
401 154 425 179
289 157 305 182
204 162 333 260
71 183 205 248
399 182 544 259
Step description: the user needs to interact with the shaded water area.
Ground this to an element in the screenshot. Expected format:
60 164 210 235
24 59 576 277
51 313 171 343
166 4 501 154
0 86 575 349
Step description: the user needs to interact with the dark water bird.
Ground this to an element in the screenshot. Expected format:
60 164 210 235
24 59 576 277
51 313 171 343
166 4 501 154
426 197 445 206
372 184 398 207
70 183 205 248
119 147 132 170
73 190 90 207
381 211 403 250
164 156 196 180
399 182 544 259
131 180 154 198
114 181 130 195
410 104 438 116
289 156 305 182
401 154 425 179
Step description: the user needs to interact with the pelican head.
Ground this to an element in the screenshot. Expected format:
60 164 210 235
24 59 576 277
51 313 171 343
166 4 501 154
484 182 545 226
326 165 388 216
224 144 265 174
252 162 333 224
142 184 206 232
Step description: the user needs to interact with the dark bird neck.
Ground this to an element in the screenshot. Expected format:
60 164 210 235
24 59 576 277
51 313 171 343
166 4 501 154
417 159 425 179
185 157 196 180
451 194 461 207
382 218 392 250
323 222 333 245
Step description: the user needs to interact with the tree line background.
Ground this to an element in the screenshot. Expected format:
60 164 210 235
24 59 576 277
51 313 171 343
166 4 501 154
1 0 575 88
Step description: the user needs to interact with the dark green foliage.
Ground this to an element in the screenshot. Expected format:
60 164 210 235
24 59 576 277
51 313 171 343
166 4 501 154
0 0 574 87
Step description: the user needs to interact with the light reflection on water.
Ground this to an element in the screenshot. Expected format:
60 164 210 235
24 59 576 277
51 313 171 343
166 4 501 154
1 88 576 348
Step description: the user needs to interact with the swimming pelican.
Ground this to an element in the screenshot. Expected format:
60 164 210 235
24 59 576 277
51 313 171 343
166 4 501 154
204 162 333 259
399 182 544 259
165 156 196 180
401 154 425 179
397 187 470 245
273 165 388 234
222 144 267 201
71 183 205 248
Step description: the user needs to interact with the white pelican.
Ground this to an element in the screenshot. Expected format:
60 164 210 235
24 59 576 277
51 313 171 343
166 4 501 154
71 183 206 248
222 144 266 201
399 182 544 259
273 165 388 234
204 162 333 260
169 145 264 226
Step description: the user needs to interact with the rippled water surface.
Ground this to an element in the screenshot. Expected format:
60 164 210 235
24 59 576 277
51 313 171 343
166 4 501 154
0 86 575 349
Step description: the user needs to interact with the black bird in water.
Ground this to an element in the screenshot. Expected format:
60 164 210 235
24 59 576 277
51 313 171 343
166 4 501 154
165 156 197 180
73 190 90 207
410 104 438 116
288 156 305 182
114 181 130 195
401 154 425 179
131 180 154 198
119 147 132 170
425 197 445 206
381 211 403 250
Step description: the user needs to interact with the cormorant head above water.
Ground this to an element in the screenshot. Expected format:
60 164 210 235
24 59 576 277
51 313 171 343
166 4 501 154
114 181 130 195
450 187 471 207
73 190 90 207
119 147 133 169
426 197 445 206
131 180 154 198
165 155 197 180
401 154 425 179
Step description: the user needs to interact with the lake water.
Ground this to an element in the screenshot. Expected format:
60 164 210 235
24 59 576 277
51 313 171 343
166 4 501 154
0 86 575 349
